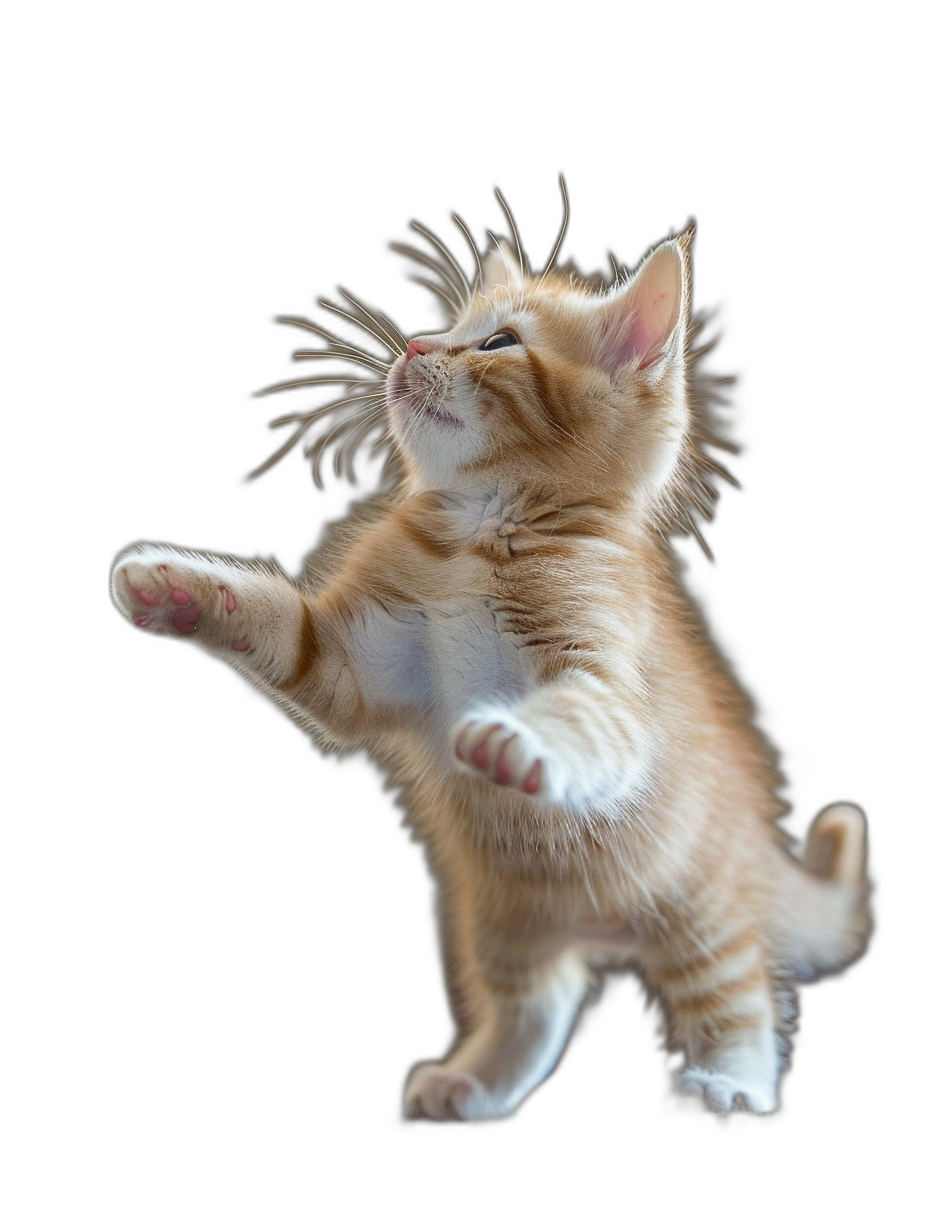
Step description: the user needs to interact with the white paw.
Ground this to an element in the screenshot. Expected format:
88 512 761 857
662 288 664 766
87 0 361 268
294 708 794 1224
677 1067 778 1115
111 545 256 651
404 1064 497 1121
451 705 568 803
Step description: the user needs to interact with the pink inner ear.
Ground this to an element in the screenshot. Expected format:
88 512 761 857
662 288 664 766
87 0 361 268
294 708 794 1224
604 246 683 371
615 292 673 367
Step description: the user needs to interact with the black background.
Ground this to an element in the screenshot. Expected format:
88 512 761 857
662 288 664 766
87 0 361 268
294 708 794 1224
81 84 907 1182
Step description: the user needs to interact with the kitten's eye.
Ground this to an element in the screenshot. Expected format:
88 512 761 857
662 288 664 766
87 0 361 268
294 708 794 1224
479 331 521 352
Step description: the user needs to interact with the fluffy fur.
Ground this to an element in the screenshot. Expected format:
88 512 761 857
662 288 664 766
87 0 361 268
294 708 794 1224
111 192 871 1118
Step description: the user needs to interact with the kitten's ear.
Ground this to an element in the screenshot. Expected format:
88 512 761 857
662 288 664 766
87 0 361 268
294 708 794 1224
599 226 692 377
482 240 525 293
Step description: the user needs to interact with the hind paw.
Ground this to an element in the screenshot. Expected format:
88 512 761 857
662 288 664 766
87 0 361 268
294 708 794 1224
404 1064 496 1121
677 1067 777 1115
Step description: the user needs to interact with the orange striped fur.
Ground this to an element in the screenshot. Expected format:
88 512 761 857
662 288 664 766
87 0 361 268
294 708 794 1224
111 202 871 1117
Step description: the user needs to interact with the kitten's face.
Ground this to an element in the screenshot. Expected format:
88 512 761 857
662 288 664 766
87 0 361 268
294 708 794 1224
386 241 690 506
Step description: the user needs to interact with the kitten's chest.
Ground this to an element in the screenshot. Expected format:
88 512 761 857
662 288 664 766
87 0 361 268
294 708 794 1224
345 495 534 719
421 508 538 717
425 589 524 719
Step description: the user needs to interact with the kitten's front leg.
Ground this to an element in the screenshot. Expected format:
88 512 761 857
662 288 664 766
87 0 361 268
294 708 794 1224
111 544 308 687
113 542 426 742
112 541 377 745
451 672 651 809
452 707 552 796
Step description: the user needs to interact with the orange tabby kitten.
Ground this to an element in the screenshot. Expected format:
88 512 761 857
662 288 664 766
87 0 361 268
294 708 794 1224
110 190 871 1117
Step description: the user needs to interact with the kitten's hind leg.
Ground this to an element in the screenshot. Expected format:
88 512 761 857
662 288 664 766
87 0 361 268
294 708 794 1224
648 928 783 1115
405 944 589 1122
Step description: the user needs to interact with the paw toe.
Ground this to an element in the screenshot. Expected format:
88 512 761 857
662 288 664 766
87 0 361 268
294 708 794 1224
678 1067 777 1116
404 1064 487 1121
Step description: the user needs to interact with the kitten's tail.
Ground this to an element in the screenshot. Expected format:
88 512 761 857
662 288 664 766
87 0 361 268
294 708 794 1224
777 803 872 980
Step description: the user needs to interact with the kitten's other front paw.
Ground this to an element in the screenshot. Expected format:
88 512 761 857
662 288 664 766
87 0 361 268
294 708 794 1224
404 1064 497 1121
451 705 567 803
677 1067 778 1115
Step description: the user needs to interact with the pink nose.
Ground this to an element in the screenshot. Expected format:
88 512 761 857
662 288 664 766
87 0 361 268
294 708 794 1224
406 339 433 360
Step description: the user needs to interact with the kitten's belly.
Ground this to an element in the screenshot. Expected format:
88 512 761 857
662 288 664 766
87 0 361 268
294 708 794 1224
571 921 635 946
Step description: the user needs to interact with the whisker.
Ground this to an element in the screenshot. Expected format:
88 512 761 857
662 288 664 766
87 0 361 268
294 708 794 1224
409 275 458 314
291 346 391 375
276 314 342 339
318 299 402 358
268 389 382 428
337 288 408 352
306 399 389 488
278 315 393 373
248 418 317 479
494 187 526 281
255 374 373 397
391 243 466 309
251 382 386 478
452 213 483 288
539 174 570 283
332 401 390 483
410 220 472 303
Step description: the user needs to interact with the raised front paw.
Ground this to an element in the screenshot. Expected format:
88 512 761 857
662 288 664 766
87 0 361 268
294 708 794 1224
111 545 254 654
677 1067 778 1116
404 1063 496 1121
451 705 566 802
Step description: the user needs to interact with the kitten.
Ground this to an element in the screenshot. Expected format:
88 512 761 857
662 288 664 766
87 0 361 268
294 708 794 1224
110 188 871 1118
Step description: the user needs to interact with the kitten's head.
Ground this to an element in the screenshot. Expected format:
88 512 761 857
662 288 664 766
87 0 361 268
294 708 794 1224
258 188 733 548
386 234 695 518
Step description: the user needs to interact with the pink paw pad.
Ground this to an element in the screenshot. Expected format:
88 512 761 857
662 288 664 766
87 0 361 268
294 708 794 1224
469 729 497 771
170 597 201 634
231 637 250 652
522 760 543 794
133 588 161 607
455 720 545 795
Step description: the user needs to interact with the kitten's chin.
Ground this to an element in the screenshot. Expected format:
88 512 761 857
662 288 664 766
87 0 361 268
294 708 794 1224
388 367 465 432
391 395 464 430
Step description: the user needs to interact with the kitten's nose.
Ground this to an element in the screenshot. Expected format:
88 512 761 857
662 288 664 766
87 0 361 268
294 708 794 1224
406 339 433 360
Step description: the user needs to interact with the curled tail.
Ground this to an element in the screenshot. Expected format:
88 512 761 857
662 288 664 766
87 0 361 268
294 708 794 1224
777 802 872 980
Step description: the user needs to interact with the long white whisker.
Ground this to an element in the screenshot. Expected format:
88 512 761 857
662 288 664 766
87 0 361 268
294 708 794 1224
319 298 403 357
307 399 390 487
409 276 458 314
539 174 570 284
380 315 408 349
268 389 385 429
271 315 322 335
410 220 472 303
335 289 404 359
453 213 482 289
255 374 375 397
332 402 392 483
290 346 391 375
392 243 466 309
248 417 316 478
277 316 392 373
495 187 526 281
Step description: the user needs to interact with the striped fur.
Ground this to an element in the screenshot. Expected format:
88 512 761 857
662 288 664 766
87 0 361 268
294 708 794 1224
111 211 871 1118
